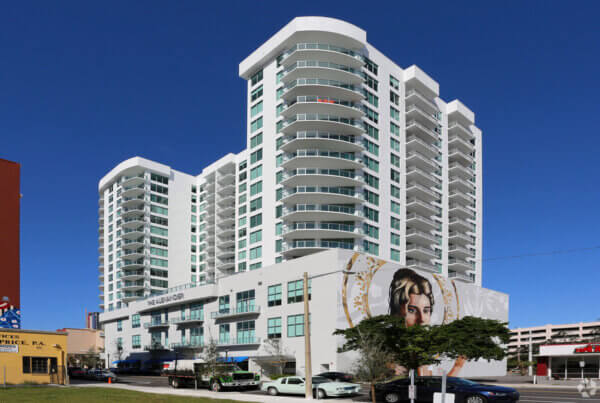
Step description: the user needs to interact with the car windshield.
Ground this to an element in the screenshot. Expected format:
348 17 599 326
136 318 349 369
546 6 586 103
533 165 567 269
449 378 479 387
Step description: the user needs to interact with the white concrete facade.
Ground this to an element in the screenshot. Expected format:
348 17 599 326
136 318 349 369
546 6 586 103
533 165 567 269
97 16 483 312
509 321 600 354
99 250 507 378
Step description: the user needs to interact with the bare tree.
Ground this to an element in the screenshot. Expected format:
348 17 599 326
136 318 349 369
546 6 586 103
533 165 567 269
114 339 126 364
263 338 291 376
200 337 221 379
349 330 394 403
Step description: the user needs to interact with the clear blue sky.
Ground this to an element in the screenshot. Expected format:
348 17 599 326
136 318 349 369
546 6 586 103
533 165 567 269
2 1 599 331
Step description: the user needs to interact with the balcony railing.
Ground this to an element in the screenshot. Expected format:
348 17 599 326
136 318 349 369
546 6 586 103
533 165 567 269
143 320 170 329
405 89 439 112
285 95 363 112
282 43 363 62
170 315 205 325
284 186 363 200
284 149 359 162
284 131 361 145
283 113 364 130
284 168 363 182
211 305 261 320
144 343 168 351
284 222 362 235
217 337 262 346
283 59 364 79
170 340 204 349
284 204 362 217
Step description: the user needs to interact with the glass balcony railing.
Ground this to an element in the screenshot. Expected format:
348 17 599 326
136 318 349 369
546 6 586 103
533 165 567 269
284 204 362 217
282 43 363 61
285 95 363 112
285 149 358 162
284 130 361 145
284 186 363 200
283 113 364 129
283 60 363 78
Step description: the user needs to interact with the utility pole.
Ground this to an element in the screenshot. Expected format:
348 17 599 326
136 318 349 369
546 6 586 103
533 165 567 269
304 272 313 400
528 330 533 376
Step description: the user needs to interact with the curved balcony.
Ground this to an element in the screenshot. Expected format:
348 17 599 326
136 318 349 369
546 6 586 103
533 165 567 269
121 248 145 260
281 43 364 69
449 245 474 259
170 341 204 350
449 217 474 233
449 258 473 272
406 229 437 245
405 89 439 116
406 120 442 143
120 269 145 280
406 182 439 202
406 259 439 274
282 221 363 239
449 135 474 154
282 239 358 257
217 172 235 186
211 305 260 321
122 259 145 270
449 177 475 193
122 280 145 291
122 238 145 249
406 104 441 129
282 186 363 204
218 226 235 238
281 168 363 187
281 131 363 152
121 173 145 187
406 166 441 188
282 60 364 84
449 162 474 180
217 195 236 207
216 258 235 271
121 184 146 197
282 150 363 170
121 206 145 218
448 122 474 141
406 244 438 261
406 213 438 231
449 149 473 166
449 231 473 246
282 203 363 222
282 113 364 135
219 237 235 248
120 217 145 229
448 271 475 283
282 78 364 102
406 197 438 216
122 226 146 240
217 247 235 260
406 136 440 158
407 151 440 172
217 216 235 228
122 195 145 207
282 96 364 119
217 205 235 217
449 204 475 220
449 191 474 205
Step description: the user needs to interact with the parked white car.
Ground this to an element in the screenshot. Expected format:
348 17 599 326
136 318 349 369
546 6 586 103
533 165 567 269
261 375 361 398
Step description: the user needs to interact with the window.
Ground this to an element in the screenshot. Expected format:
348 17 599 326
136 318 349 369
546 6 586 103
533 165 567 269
151 247 168 257
151 226 168 237
364 173 379 189
238 217 247 227
151 257 168 267
251 69 263 86
219 324 230 344
132 335 141 349
275 222 283 235
390 91 400 106
238 238 247 249
390 137 400 151
151 205 168 215
391 249 401 262
249 246 262 260
363 240 379 255
249 229 262 244
250 165 262 180
250 101 263 117
250 213 262 227
267 284 282 307
238 250 247 260
391 200 401 214
364 122 379 140
151 215 168 226
287 314 305 337
365 75 378 91
275 188 283 201
31 357 49 374
391 184 401 199
251 85 263 102
151 173 169 184
391 122 400 136
239 160 247 171
22 357 31 373
250 117 263 133
390 106 400 121
391 217 401 230
132 314 140 328
275 239 283 252
365 106 378 123
391 233 401 246
363 223 379 239
250 181 262 196
249 262 262 270
151 183 168 195
150 194 168 205
268 317 282 339
237 320 256 344
250 149 263 164
276 205 283 218
390 75 399 90
364 58 378 75
364 189 379 205
365 91 378 107
363 139 379 156
288 279 311 303
391 169 401 184
364 155 379 172
250 133 263 148
219 296 230 313
391 153 401 168
117 320 122 331
364 206 379 222
236 290 256 312
276 171 283 184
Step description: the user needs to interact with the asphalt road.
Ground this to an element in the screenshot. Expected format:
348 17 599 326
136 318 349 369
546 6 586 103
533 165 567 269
74 376 600 402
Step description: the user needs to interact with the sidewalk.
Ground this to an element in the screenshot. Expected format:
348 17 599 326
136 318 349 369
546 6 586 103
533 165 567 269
72 382 362 402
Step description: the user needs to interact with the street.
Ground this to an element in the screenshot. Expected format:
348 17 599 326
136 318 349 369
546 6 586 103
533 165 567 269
71 375 600 402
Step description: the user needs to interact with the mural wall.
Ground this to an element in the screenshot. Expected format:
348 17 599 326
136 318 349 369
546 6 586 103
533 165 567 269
0 302 21 329
338 253 509 377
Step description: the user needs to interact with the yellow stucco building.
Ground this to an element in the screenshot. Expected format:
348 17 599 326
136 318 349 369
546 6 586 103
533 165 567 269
0 329 68 385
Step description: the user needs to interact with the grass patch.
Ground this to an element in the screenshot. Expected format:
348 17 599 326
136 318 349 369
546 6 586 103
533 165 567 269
0 387 255 402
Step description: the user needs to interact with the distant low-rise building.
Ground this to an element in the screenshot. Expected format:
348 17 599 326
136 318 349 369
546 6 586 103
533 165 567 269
509 321 600 355
56 328 104 367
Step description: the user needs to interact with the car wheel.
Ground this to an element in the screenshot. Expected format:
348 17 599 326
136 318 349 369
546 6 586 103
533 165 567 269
384 392 400 403
466 395 487 403
172 378 179 388
210 381 221 392
317 388 326 399
268 387 278 396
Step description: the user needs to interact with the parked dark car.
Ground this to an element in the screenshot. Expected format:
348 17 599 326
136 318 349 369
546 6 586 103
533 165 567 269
316 371 354 382
373 377 519 403
87 369 118 383
67 367 87 378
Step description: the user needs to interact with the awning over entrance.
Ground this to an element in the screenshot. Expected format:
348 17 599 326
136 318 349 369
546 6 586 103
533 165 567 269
218 356 249 363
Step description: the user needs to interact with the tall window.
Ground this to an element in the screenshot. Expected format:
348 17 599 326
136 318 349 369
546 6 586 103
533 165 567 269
132 335 141 349
268 284 282 306
236 290 255 313
287 314 304 337
287 279 311 303
132 314 140 328
219 295 230 314
268 317 282 339
219 324 230 344
237 320 255 344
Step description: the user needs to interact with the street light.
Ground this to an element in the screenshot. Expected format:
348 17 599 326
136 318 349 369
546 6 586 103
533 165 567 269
580 360 586 380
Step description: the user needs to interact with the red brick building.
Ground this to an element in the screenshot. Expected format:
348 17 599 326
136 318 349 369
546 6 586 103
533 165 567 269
0 158 20 309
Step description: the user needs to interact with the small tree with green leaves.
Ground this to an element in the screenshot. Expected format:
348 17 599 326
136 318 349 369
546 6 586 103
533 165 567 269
200 337 224 386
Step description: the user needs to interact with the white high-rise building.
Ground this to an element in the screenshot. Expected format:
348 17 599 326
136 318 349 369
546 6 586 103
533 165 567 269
98 16 482 312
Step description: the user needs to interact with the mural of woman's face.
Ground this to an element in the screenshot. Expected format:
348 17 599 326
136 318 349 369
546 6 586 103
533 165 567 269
403 293 432 326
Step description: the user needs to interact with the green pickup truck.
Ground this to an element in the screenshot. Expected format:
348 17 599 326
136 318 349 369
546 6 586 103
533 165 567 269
162 360 260 391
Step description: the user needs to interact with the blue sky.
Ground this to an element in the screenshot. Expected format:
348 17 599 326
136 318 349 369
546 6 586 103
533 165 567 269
2 1 599 331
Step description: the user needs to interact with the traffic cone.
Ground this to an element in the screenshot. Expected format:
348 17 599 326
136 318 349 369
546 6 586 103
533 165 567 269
108 377 112 384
